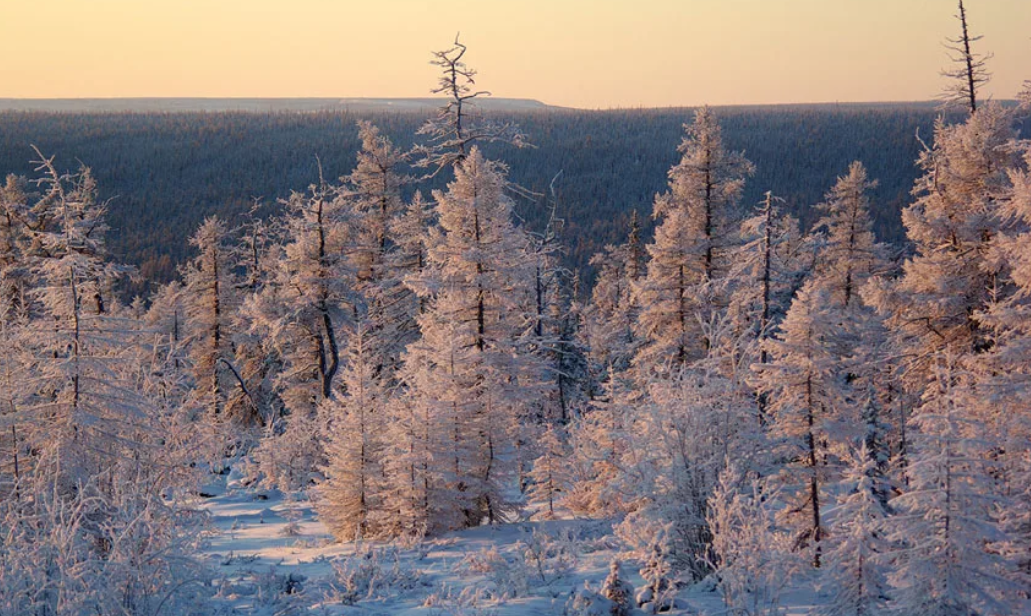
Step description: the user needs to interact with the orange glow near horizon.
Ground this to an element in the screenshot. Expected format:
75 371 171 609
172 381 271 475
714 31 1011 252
1 0 1028 108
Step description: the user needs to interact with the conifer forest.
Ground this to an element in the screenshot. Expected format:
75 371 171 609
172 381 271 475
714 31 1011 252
1 3 1031 615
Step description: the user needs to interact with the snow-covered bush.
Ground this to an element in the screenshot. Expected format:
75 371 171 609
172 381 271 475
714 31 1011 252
707 467 799 616
564 584 617 616
601 560 635 616
326 546 427 605
423 584 498 616
518 528 579 586
458 545 530 600
0 466 214 616
249 567 306 612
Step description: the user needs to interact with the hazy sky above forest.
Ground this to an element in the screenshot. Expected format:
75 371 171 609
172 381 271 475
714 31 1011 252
2 0 1028 108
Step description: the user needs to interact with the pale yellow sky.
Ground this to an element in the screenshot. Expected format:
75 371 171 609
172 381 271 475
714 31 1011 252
1 0 1028 108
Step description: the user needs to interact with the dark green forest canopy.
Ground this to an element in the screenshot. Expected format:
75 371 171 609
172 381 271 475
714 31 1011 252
2 103 1009 293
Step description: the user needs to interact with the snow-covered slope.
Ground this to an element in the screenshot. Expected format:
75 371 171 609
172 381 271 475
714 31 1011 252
194 478 737 615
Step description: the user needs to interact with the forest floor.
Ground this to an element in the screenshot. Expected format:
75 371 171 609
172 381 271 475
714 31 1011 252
194 476 817 615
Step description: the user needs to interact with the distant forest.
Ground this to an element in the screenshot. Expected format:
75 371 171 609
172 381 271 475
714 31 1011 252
0 103 1003 294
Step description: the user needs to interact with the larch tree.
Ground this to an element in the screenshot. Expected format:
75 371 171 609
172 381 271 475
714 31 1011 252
181 216 239 425
244 175 355 489
317 323 387 541
634 107 753 372
413 36 529 175
815 445 891 616
811 161 886 311
344 122 415 383
401 147 539 530
728 191 808 424
941 0 992 115
887 359 1024 616
586 211 646 376
864 101 1020 392
755 281 851 568
526 423 570 520
16 152 151 489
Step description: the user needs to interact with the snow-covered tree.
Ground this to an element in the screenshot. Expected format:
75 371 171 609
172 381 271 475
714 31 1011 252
940 0 991 115
864 102 1020 390
401 147 540 531
887 358 1025 616
243 175 356 489
345 122 417 383
814 445 891 616
585 211 645 376
727 191 809 423
317 323 387 541
14 152 155 485
708 466 798 616
600 560 634 616
634 107 753 372
527 423 570 520
755 281 852 567
413 36 529 174
811 161 886 310
181 216 238 421
564 372 634 517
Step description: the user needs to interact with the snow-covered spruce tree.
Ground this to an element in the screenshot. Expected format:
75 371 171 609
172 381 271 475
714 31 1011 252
634 106 753 373
813 445 891 616
754 281 853 568
585 211 646 377
811 161 886 311
887 358 1025 616
401 147 540 531
317 323 387 541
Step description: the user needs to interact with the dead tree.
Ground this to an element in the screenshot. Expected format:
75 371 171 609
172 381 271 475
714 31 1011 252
941 0 991 114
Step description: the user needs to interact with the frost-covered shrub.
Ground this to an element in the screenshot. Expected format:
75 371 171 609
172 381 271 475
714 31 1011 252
249 567 306 612
423 584 498 616
707 469 799 616
326 546 426 605
458 545 529 600
0 468 214 616
636 543 678 614
564 584 616 616
518 528 578 586
601 560 635 616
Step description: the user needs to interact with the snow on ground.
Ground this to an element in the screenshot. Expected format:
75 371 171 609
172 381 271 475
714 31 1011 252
194 476 817 615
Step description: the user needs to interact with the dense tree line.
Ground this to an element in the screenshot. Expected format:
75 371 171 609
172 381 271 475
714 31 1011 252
4 102 1009 293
